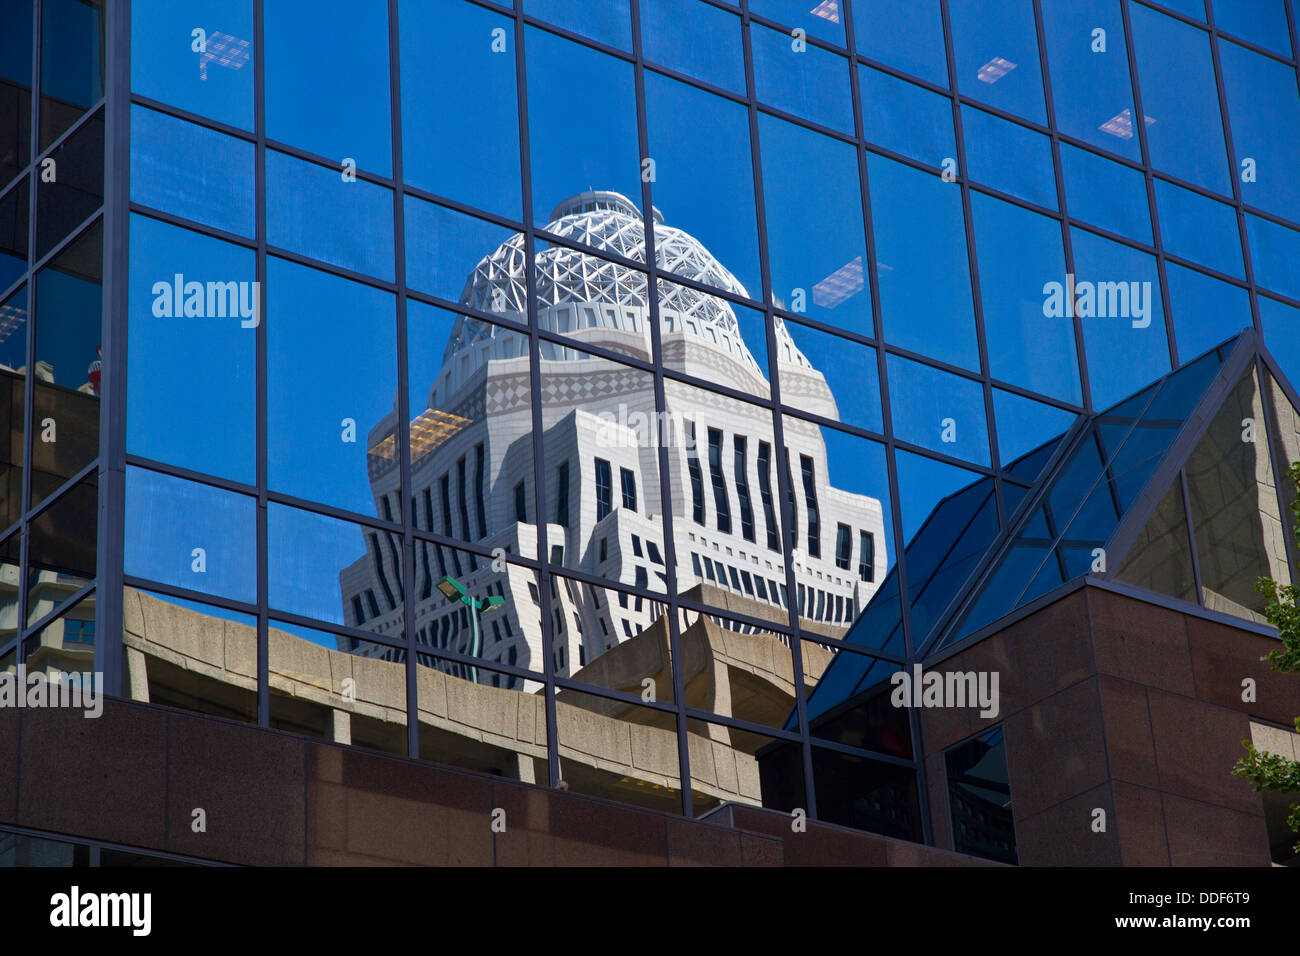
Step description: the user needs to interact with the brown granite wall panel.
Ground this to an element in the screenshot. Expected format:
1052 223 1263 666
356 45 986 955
1186 615 1300 727
1002 678 1110 820
1145 690 1262 816
1112 782 1169 866
1087 590 1196 696
1097 677 1159 789
1014 784 1122 867
165 711 306 865
18 702 167 851
1162 794 1271 866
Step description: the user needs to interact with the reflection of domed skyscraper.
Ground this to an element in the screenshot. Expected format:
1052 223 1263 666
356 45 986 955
340 191 885 688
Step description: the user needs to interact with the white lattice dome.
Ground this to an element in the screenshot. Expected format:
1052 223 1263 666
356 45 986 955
443 191 812 374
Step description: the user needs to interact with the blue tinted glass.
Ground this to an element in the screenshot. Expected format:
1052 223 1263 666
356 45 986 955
751 22 853 133
852 0 947 86
859 65 954 167
1212 0 1292 56
901 473 998 642
267 257 396 516
1071 227 1170 409
405 197 518 307
524 0 633 50
526 27 640 232
0 180 28 292
266 151 394 281
269 503 397 625
640 0 745 93
761 114 871 334
868 154 977 370
951 543 1048 642
751 0 844 44
948 0 1046 123
887 356 991 466
130 105 254 237
1245 212 1300 300
972 193 1079 403
1060 143 1152 244
127 215 255 483
39 0 103 149
992 388 1078 464
1220 40 1300 223
131 0 252 129
1130 4 1231 194
264 0 390 174
125 466 256 604
781 320 883 433
0 0 32 191
1041 0 1140 160
1152 0 1205 18
400 0 521 219
646 73 761 300
801 420 895 570
1260 296 1300 388
1155 179 1244 278
1165 262 1251 362
895 449 986 540
961 105 1057 209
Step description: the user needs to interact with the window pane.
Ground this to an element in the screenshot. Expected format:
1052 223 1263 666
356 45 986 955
646 73 760 301
761 114 871 335
125 466 255 603
526 27 640 237
779 319 882 433
1245 212 1300 300
852 0 947 87
1220 39 1300 223
1211 0 1292 57
1060 142 1152 244
869 153 976 370
264 0 390 174
751 0 844 45
400 0 521 219
524 0 632 50
948 0 1047 123
887 356 991 466
1070 227 1170 409
1129 3 1231 195
1116 480 1197 603
269 502 403 628
972 192 1079 403
0 0 33 192
1155 178 1244 278
126 215 256 483
961 104 1057 209
640 0 744 93
751 21 853 133
859 65 954 168
1260 296 1300 388
34 109 102 259
404 196 519 309
39 0 103 149
0 286 26 528
131 0 253 130
946 728 1017 864
1041 0 1140 161
31 224 100 508
26 473 95 625
267 257 396 516
266 150 394 281
1165 261 1251 362
992 387 1077 464
130 105 254 237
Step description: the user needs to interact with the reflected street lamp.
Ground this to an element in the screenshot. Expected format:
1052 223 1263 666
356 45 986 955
436 575 505 684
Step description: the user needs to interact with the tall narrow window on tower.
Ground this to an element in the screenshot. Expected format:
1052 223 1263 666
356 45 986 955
735 435 755 542
801 454 821 559
836 522 851 570
859 529 875 583
758 441 779 551
708 428 732 534
620 467 637 512
687 419 706 525
595 457 612 521
474 442 487 538
556 460 570 528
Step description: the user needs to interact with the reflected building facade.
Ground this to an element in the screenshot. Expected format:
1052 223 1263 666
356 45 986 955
342 190 884 688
